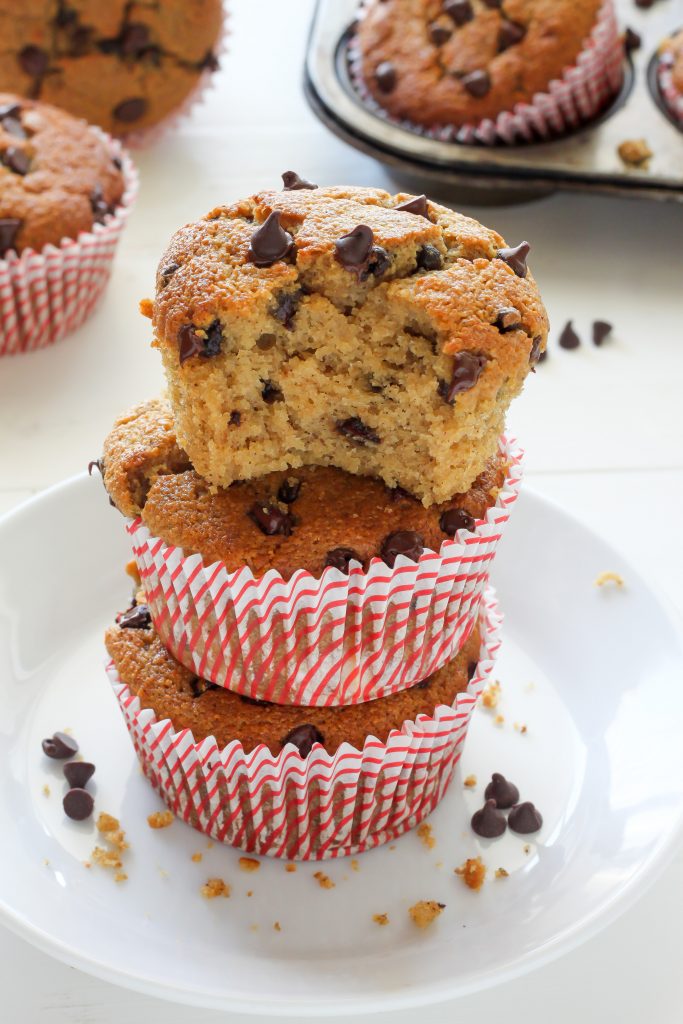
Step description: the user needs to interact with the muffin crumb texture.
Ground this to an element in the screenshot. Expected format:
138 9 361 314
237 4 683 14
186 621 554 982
147 810 174 829
201 878 231 899
408 900 445 928
455 856 486 891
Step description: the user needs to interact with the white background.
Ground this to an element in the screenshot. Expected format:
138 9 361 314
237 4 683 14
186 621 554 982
1 0 682 1020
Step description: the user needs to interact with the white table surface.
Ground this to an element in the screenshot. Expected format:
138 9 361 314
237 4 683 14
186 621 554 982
1 1 682 1020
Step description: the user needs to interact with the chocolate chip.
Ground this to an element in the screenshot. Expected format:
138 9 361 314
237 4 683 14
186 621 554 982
63 788 94 821
558 320 580 350
415 678 431 690
67 25 92 57
256 333 276 350
271 289 301 328
239 693 273 707
467 661 478 681
484 772 520 809
199 50 220 72
63 761 95 788
248 503 294 536
0 217 21 256
281 171 317 190
1 117 27 140
334 224 373 270
529 335 545 365
390 485 419 502
19 45 49 77
88 459 103 476
229 410 241 426
438 351 487 404
248 210 294 267
494 307 522 333
439 507 475 536
497 241 530 278
324 547 362 573
0 102 21 121
508 801 543 834
443 0 473 26
429 22 452 45
624 27 641 52
261 379 283 404
112 155 123 171
277 478 301 503
90 184 113 223
374 60 396 92
416 244 443 271
471 799 507 838
120 22 151 56
118 604 152 629
396 194 428 218
336 416 380 444
281 724 324 757
159 261 179 283
380 530 425 567
42 732 79 759
189 677 220 698
592 320 612 346
364 245 391 279
2 147 30 175
178 319 223 364
462 70 491 98
113 97 148 123
481 0 502 6
498 20 526 51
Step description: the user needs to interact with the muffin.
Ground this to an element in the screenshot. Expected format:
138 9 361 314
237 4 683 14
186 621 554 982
0 1 223 138
657 30 683 128
144 182 547 506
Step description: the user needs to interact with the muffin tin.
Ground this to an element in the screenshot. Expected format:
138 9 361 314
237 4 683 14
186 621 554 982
304 0 683 202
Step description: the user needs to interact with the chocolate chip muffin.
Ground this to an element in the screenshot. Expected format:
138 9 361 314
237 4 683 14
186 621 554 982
0 1 222 137
102 397 508 579
145 182 547 506
105 607 481 754
354 0 605 128
658 29 683 125
0 93 125 255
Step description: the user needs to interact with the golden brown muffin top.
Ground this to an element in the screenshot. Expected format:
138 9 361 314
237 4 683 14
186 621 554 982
661 29 683 94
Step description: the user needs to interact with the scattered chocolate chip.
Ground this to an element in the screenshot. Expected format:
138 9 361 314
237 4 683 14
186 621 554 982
462 70 491 98
229 410 241 426
2 147 30 175
112 97 148 123
438 351 487 404
508 801 543 834
467 661 478 681
429 22 452 45
271 289 301 328
439 507 475 536
178 319 223 364
63 761 95 788
380 530 425 567
494 307 522 333
118 604 152 629
529 335 545 365
416 244 443 271
374 60 397 92
0 102 21 121
277 478 301 504
89 184 113 224
484 772 520 809
42 732 79 759
189 677 220 698
592 320 612 346
19 45 49 77
120 22 151 56
498 20 526 51
558 320 580 350
1 117 26 139
261 379 284 404
336 416 380 444
396 194 428 218
248 503 294 536
159 261 179 283
63 788 94 821
324 547 362 573
281 724 324 757
443 0 473 26
248 210 293 267
624 27 641 52
199 50 220 72
281 171 317 190
497 241 530 278
334 224 374 270
0 217 21 256
239 693 273 707
471 799 507 838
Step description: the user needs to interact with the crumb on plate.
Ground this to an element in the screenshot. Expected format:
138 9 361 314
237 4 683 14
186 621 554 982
481 680 501 710
409 900 445 929
618 139 652 166
463 774 477 788
495 867 509 879
351 859 360 872
417 822 436 850
42 784 50 797
273 921 282 932
595 570 625 588
285 863 297 873
114 871 128 883
191 852 203 863
455 856 486 891
373 913 389 926
147 810 174 830
239 856 260 873
201 878 230 899
313 871 335 890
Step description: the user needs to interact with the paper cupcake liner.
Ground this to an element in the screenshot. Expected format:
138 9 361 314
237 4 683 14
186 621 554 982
127 436 521 708
0 132 137 357
348 0 623 145
656 47 683 129
108 588 501 860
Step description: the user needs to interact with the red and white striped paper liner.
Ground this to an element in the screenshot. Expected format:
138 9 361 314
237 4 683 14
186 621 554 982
348 0 623 145
108 588 501 860
657 47 683 129
0 132 137 357
128 436 521 708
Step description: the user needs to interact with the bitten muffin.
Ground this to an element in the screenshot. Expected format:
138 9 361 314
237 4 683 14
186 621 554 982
0 1 222 137
145 182 548 506
101 397 507 579
355 0 604 128
658 29 683 120
105 607 481 754
0 93 124 255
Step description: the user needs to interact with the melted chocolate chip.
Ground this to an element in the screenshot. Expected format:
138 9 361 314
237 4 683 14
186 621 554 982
324 547 362 573
277 478 301 504
439 507 475 536
508 801 543 834
624 27 641 52
0 217 22 255
159 261 179 283
120 22 151 56
416 244 443 271
248 211 293 267
248 503 294 536
113 97 148 123
336 416 380 444
189 677 220 698
529 335 545 365
484 772 520 809
90 184 113 224
118 604 152 629
375 60 397 92
443 0 473 26
462 70 491 98
439 351 487 404
498 20 526 51
467 661 478 681
178 319 223 364
471 799 507 838
396 194 428 218
380 530 425 567
63 761 95 788
42 732 79 759
559 320 580 350
2 147 29 175
495 307 522 333
281 170 317 190
334 224 374 270
271 289 301 328
592 320 612 346
19 45 49 77
261 379 284 404
229 410 241 426
239 693 273 707
63 788 94 821
364 245 391 279
429 22 453 45
497 241 530 278
281 724 324 757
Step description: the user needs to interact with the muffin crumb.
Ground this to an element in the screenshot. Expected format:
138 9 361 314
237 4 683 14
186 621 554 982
513 722 528 735
463 774 477 788
409 900 445 929
373 913 390 926
239 856 260 873
314 871 335 890
273 921 282 932
417 823 436 850
201 878 231 899
42 784 50 797
285 863 297 873
351 859 360 872
618 139 652 166
495 867 509 879
147 810 174 829
494 714 505 726
114 871 128 883
481 681 501 709
455 856 486 891
595 570 625 588
191 852 203 863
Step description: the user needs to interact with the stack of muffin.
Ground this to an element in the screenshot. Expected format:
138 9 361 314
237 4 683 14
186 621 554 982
100 178 548 859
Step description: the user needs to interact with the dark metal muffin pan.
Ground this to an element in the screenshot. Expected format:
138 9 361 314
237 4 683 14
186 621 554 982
303 0 683 203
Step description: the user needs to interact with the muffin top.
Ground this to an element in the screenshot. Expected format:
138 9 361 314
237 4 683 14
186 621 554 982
661 30 683 94
0 93 125 255
354 0 603 127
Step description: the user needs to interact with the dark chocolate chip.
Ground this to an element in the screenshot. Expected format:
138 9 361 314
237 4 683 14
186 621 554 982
261 379 284 404
498 19 526 51
396 194 428 218
462 70 491 98
189 677 220 698
118 604 152 629
592 320 612 346
634 0 655 7
90 184 113 223
256 332 277 350
67 25 93 57
1 117 27 140
248 503 294 536
281 171 317 190
529 335 545 365
494 307 522 333
443 0 473 26
390 485 419 502
0 217 21 256
277 478 301 504
415 678 431 690
239 693 273 707
248 211 294 267
120 22 151 56
336 416 380 444
558 320 580 350
375 60 397 92
0 102 21 121
229 410 241 426
624 27 641 52
63 788 94 821
324 547 362 573
271 289 301 328
364 245 391 279
334 224 373 270
199 50 220 72
481 0 502 6
178 319 223 364
439 507 475 536
380 530 425 567
112 97 148 123
160 261 179 283
439 351 487 404
484 772 520 809
63 761 95 788
497 241 530 278
2 147 30 175
508 801 543 834
429 22 453 45
471 799 507 838
42 732 79 759
467 661 478 681
416 244 443 271
19 45 49 77
88 459 103 476
112 155 123 171
281 724 324 757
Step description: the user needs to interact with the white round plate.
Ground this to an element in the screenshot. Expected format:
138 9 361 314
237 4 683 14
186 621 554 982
1 476 682 1016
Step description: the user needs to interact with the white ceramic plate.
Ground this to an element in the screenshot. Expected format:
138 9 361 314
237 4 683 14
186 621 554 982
1 476 682 1016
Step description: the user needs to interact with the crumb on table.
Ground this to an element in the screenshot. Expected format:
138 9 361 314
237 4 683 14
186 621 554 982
92 847 123 871
114 871 128 883
594 570 625 588
481 680 501 710
417 822 436 850
463 774 477 788
239 856 260 873
191 852 203 863
285 863 297 873
351 859 360 872
373 913 389 926
455 856 486 891
201 878 231 899
313 871 335 890
96 812 120 834
147 810 174 830
408 900 445 929
273 921 282 932
617 139 652 166
495 867 509 879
